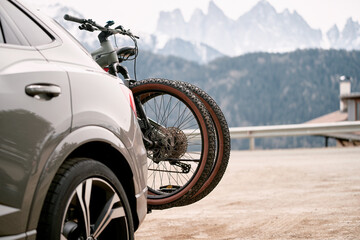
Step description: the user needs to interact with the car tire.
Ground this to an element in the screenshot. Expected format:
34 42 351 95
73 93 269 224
37 158 134 240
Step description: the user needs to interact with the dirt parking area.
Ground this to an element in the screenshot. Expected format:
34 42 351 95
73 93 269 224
135 147 360 240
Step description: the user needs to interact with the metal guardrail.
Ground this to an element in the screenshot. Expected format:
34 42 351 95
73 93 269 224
184 121 360 150
230 121 360 149
229 121 360 138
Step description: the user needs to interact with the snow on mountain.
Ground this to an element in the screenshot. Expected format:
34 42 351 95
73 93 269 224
40 1 360 64
158 38 224 63
327 18 360 50
156 0 322 56
156 1 234 56
156 9 186 39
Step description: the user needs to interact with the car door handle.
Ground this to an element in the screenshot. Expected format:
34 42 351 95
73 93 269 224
25 84 61 100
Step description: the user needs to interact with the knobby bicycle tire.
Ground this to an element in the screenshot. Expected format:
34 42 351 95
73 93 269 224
179 81 231 206
130 78 216 209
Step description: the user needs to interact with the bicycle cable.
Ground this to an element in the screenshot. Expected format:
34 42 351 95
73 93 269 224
132 35 138 81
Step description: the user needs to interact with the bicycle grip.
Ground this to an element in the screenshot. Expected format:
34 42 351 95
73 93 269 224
64 14 86 24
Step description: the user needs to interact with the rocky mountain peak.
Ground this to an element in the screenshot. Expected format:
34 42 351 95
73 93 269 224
207 1 227 19
156 9 186 38
47 1 360 64
343 17 360 37
190 8 205 21
326 17 360 49
248 0 277 17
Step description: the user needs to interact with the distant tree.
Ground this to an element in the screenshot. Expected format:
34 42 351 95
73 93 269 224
125 49 360 149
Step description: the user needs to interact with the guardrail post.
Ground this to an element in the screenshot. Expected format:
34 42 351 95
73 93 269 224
249 137 255 150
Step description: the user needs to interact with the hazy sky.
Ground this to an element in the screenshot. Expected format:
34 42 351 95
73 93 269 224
26 0 360 34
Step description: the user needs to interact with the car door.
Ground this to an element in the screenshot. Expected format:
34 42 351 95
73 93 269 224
0 0 71 236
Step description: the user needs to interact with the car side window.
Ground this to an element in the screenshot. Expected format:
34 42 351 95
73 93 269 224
0 20 4 43
0 15 23 45
1 0 53 46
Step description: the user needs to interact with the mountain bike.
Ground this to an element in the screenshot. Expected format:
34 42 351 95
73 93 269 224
64 14 230 209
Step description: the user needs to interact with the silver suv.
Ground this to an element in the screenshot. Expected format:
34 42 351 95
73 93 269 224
0 0 148 239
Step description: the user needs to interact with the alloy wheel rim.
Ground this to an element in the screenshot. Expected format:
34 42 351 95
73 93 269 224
61 178 128 240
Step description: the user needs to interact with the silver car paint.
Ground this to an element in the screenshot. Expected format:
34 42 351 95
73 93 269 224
0 46 72 236
0 0 147 238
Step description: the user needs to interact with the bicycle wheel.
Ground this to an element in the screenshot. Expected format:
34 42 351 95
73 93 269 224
130 78 215 209
179 81 231 205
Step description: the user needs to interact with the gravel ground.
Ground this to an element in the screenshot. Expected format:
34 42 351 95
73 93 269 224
135 147 360 240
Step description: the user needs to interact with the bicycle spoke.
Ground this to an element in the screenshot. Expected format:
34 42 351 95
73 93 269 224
143 93 203 192
131 79 216 207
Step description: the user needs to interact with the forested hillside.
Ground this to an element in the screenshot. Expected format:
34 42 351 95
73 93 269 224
125 49 360 149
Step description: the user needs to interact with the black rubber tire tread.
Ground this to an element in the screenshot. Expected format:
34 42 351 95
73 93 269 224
130 78 216 209
37 158 134 240
179 81 231 205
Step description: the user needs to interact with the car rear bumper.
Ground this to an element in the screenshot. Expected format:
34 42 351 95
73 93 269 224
135 186 148 228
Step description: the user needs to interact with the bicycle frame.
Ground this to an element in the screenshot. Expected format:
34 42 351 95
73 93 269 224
84 24 157 148
63 14 201 155
62 15 228 209
91 40 117 68
91 35 133 82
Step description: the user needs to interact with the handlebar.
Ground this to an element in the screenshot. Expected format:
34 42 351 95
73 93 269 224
64 14 86 24
63 14 139 39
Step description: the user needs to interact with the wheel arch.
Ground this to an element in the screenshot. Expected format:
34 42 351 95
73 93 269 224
27 126 140 233
67 141 140 230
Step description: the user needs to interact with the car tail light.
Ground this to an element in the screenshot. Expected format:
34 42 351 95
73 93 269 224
120 85 137 117
128 91 137 117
